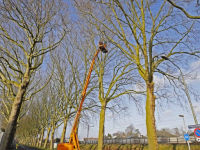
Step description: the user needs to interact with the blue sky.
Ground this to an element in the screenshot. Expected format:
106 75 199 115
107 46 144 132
54 97 200 140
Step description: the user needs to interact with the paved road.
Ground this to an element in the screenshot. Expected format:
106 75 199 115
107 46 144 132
13 145 41 150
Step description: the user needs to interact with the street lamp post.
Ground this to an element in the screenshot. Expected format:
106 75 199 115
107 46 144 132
87 125 94 144
179 115 190 150
161 56 198 125
179 115 187 133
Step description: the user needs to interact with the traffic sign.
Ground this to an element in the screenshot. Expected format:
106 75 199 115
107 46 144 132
184 134 190 141
188 124 200 129
194 128 200 138
197 138 200 142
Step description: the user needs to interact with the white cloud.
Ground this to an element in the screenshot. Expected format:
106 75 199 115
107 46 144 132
186 59 200 84
154 75 165 85
106 113 113 118
193 102 200 113
190 60 200 69
165 109 173 114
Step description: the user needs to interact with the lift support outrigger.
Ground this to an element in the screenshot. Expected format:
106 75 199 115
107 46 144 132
57 41 107 150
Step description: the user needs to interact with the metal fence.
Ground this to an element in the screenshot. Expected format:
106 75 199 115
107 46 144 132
80 136 199 144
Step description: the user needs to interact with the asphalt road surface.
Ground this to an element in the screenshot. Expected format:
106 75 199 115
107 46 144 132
13 145 41 150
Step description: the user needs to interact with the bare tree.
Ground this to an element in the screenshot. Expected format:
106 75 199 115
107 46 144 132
75 19 143 149
112 131 125 138
0 0 67 149
51 36 99 143
75 1 198 149
167 0 200 19
16 103 41 146
48 84 63 150
0 69 47 133
34 91 50 148
94 50 142 149
42 90 53 149
51 47 82 143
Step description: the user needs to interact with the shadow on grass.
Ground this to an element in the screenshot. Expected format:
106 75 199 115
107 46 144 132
101 144 147 150
133 144 145 150
128 144 146 150
117 144 122 150
172 144 176 150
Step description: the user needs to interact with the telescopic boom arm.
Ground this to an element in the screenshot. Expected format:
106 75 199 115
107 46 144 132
57 41 107 150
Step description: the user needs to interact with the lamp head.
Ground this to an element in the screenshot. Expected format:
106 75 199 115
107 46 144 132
179 115 184 117
161 55 169 60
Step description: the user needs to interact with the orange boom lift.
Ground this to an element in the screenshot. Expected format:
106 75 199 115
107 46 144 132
57 41 108 150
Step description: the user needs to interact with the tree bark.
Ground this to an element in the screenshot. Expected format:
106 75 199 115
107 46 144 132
44 127 51 148
25 137 28 145
98 103 106 150
0 80 29 150
33 137 37 146
60 118 68 143
39 128 45 147
36 130 41 147
146 82 158 150
50 127 55 150
36 136 40 147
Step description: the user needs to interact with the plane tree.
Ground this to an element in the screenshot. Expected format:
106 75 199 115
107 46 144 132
35 98 48 147
15 102 41 146
50 46 81 143
24 86 54 148
75 0 199 149
167 0 200 19
32 90 51 148
76 20 144 150
47 83 63 150
0 0 67 149
50 36 99 143
14 86 52 147
30 87 53 149
15 32 100 147
95 49 142 150
125 124 140 138
51 50 78 144
0 70 44 126
16 82 63 148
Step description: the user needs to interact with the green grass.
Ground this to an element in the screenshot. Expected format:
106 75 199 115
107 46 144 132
80 144 200 150
28 143 200 150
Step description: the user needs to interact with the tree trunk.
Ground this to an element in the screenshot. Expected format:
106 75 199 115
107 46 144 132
146 82 158 150
60 119 68 143
39 128 45 147
98 103 106 150
36 134 40 147
0 83 28 150
25 137 28 145
44 127 51 148
33 137 37 146
50 127 55 150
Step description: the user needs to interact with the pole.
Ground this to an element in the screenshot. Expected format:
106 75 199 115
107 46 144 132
162 56 198 125
182 117 190 150
87 125 94 144
183 117 187 135
87 125 89 144
170 60 198 125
